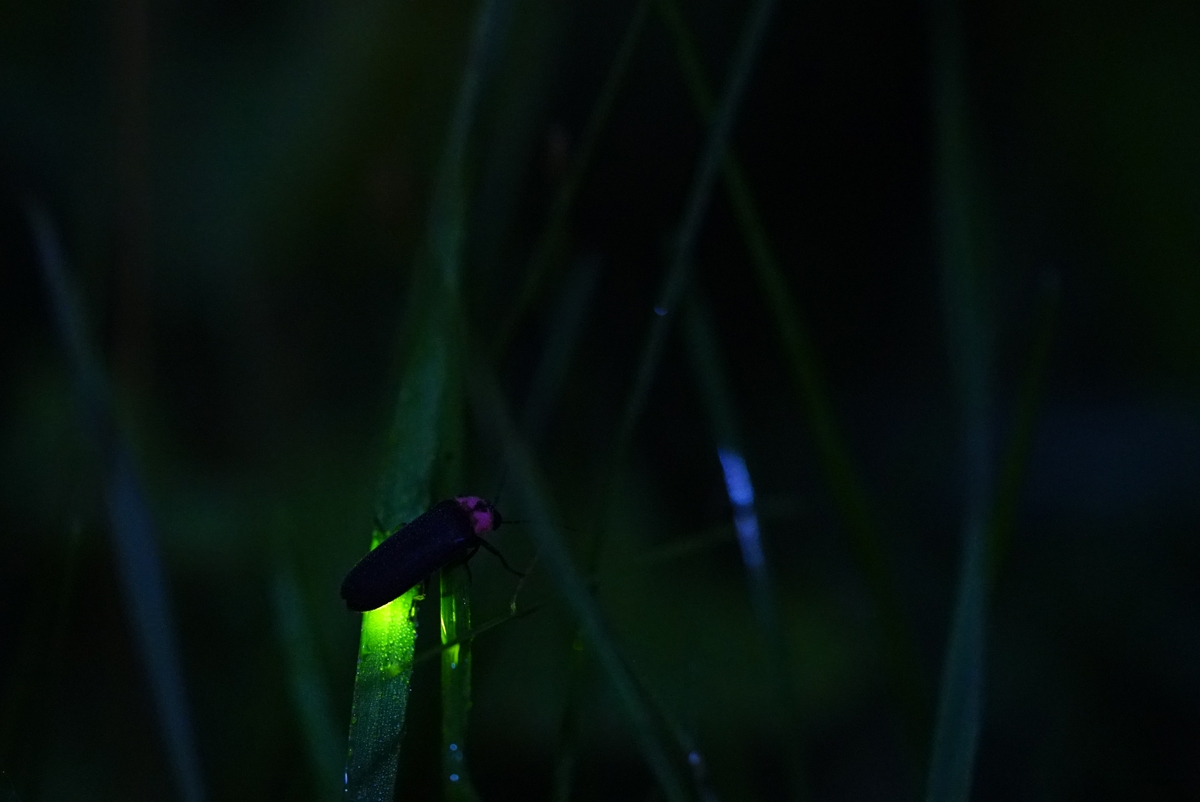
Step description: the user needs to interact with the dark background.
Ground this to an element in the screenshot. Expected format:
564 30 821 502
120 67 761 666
2 0 1199 800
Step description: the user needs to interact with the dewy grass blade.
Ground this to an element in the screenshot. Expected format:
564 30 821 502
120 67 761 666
464 344 690 802
440 566 481 802
683 292 808 801
25 202 207 802
926 1 994 800
347 0 510 794
345 316 446 800
346 585 423 801
655 0 930 747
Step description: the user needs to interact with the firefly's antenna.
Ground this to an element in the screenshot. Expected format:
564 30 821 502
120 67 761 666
492 463 509 507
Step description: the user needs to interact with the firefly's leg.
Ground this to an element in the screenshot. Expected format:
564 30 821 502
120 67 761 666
476 539 525 578
462 544 482 585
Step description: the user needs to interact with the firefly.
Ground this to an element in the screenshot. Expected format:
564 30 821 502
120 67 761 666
340 496 519 612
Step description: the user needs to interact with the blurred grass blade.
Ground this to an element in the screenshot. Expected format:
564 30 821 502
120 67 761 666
655 0 930 743
495 0 649 355
464 343 690 802
426 0 512 292
347 1 509 797
617 0 776 448
1 771 19 802
987 274 1058 582
25 201 207 802
683 291 807 801
619 650 721 802
924 538 986 802
272 560 342 800
440 566 481 802
470 0 568 283
521 255 602 442
523 257 601 802
926 0 993 799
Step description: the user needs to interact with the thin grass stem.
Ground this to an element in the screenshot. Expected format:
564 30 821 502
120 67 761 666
414 601 547 667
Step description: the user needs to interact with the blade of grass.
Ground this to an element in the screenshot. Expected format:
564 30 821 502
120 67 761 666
654 0 930 747
26 202 207 802
427 0 516 795
464 338 690 802
683 290 808 801
346 0 510 796
440 565 481 802
272 558 342 800
521 255 602 443
469 0 566 283
493 0 649 356
345 314 445 800
925 1 993 799
987 274 1058 584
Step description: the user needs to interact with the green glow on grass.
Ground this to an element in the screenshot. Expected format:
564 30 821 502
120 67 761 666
359 589 420 677
344 587 421 800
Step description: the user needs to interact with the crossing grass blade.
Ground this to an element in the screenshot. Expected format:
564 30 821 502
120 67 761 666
464 341 691 802
615 0 776 452
654 0 931 751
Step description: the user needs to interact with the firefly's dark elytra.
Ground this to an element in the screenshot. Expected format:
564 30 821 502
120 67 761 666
340 496 504 612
